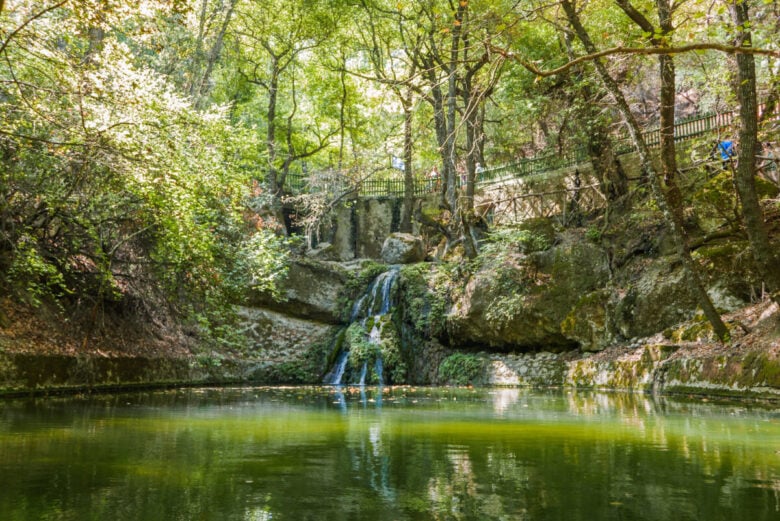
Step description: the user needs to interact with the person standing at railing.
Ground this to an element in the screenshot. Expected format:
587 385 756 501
714 139 736 170
427 166 440 192
475 162 485 183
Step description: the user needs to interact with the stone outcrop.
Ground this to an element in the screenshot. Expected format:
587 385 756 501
237 306 337 383
381 233 425 264
247 258 353 324
446 231 610 350
611 260 744 340
432 337 780 399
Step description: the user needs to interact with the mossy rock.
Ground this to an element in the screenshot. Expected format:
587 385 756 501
513 217 557 253
693 240 760 302
561 290 612 352
448 231 608 351
689 172 778 232
398 263 450 339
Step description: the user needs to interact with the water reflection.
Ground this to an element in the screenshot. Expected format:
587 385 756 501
489 387 520 413
1 387 779 520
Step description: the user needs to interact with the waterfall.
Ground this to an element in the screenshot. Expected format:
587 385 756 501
324 267 400 386
323 351 349 385
358 362 368 386
374 357 384 384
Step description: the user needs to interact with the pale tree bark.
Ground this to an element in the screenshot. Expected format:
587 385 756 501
357 1 418 232
562 0 729 341
401 88 415 233
191 0 236 109
728 0 780 305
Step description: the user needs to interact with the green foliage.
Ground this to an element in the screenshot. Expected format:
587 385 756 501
0 4 287 344
6 235 70 308
346 322 380 367
473 223 553 327
586 227 602 243
437 353 486 386
479 221 554 265
398 263 450 338
343 317 407 384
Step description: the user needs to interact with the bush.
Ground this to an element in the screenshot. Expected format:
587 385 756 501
437 353 486 385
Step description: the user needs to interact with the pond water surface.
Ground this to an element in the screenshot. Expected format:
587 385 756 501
1 386 779 520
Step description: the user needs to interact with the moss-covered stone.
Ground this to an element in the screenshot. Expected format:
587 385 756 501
447 229 608 351
561 290 612 351
246 258 354 324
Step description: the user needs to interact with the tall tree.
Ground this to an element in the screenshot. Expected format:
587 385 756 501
352 0 424 233
560 0 729 341
727 0 780 305
229 0 337 198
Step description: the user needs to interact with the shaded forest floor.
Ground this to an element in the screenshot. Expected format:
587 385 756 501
0 297 196 359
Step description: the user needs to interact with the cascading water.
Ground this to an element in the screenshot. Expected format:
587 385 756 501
323 351 349 385
324 267 400 386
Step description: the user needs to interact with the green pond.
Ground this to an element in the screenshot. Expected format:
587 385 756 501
1 386 779 520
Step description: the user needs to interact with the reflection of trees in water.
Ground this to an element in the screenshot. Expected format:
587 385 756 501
3 389 780 520
426 447 481 520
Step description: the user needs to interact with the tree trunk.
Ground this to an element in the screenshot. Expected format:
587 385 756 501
401 93 414 233
266 60 280 195
729 0 780 305
562 0 729 341
562 31 627 201
193 0 236 109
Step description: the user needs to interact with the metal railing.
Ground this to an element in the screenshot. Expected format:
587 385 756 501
487 110 737 185
284 108 749 198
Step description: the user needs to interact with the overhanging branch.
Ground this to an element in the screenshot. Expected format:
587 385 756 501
490 42 780 78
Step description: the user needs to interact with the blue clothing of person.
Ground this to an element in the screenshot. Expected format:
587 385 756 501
717 140 735 160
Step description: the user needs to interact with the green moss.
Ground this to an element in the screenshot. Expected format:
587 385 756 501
342 319 407 384
339 261 388 320
735 351 780 388
755 176 780 199
561 290 610 351
398 263 450 338
437 353 486 386
326 328 348 368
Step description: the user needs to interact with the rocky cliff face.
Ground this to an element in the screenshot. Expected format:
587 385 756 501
399 229 747 356
430 303 780 400
447 231 610 350
3 200 778 398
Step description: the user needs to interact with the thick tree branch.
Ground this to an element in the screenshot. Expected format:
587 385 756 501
491 42 780 78
614 0 656 35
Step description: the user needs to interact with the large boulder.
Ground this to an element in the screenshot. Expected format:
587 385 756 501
247 258 352 324
612 257 746 340
236 306 337 383
561 289 614 352
447 231 610 351
356 199 398 259
381 233 425 264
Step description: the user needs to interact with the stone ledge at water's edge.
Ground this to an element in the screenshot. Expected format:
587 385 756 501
469 340 780 399
0 304 338 396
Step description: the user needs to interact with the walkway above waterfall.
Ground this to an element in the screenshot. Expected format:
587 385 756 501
285 108 753 199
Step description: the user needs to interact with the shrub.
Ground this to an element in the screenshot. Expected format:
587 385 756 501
438 353 486 385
